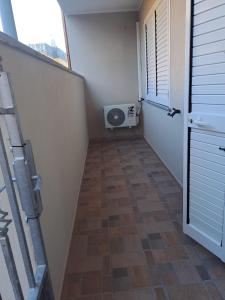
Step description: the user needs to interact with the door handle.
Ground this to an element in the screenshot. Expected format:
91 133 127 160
219 147 225 152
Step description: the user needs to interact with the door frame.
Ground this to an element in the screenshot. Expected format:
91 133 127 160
183 0 225 262
183 0 192 233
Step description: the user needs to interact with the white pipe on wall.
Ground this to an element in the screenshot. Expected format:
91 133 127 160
136 21 142 100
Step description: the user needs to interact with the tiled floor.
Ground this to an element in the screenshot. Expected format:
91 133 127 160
62 138 225 300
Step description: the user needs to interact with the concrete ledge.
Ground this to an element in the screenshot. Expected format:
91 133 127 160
0 32 83 79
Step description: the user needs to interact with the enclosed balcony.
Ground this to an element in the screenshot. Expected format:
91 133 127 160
0 0 225 299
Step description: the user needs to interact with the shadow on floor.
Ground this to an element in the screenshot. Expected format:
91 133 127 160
62 138 225 300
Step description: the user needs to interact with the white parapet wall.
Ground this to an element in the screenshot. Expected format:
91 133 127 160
0 33 89 300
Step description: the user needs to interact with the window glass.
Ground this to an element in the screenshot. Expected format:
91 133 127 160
11 0 68 67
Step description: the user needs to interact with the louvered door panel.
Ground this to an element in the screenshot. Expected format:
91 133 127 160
184 0 225 260
189 130 225 245
194 0 225 15
194 4 225 26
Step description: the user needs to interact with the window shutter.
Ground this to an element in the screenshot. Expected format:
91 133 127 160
155 0 169 106
145 0 170 107
145 12 156 99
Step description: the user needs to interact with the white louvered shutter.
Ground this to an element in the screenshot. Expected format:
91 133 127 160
184 0 225 260
189 0 225 246
145 0 170 106
145 12 156 99
155 0 169 106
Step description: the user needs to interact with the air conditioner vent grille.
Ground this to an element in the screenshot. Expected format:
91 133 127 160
107 108 126 127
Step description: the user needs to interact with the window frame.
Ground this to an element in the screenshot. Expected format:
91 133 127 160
143 0 171 108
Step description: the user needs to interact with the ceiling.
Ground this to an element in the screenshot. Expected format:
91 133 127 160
58 0 143 15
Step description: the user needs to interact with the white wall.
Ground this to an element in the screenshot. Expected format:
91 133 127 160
139 0 186 184
66 12 142 140
0 35 88 299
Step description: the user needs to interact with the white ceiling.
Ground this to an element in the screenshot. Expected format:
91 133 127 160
58 0 143 15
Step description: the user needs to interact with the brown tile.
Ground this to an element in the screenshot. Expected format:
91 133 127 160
113 288 155 300
161 232 180 247
103 276 112 293
205 281 223 300
152 246 188 263
110 225 137 236
137 200 164 213
173 261 201 284
82 271 102 295
102 294 113 300
208 263 225 280
148 266 161 286
153 287 167 300
112 274 131 292
215 280 225 297
137 221 176 236
67 255 103 273
88 232 109 245
120 214 136 226
112 252 147 268
195 265 210 281
152 210 170 222
102 219 108 228
87 243 110 256
159 263 179 286
149 239 165 250
123 235 143 253
70 235 88 257
110 237 124 255
168 284 211 300
148 233 161 240
141 239 150 250
113 268 128 278
103 256 111 275
74 295 102 300
109 215 120 227
130 266 151 288
145 251 156 268
194 244 214 260
62 277 82 299
184 245 202 265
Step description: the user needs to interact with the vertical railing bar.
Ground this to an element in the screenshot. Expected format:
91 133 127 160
0 232 24 300
0 129 36 288
27 265 46 300
12 154 45 264
0 72 55 299
24 141 42 215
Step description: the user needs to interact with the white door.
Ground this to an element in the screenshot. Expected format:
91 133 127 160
184 0 225 261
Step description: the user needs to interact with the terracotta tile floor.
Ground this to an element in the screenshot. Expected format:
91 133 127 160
61 138 225 300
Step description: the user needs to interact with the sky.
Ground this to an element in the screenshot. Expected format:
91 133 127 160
10 0 66 51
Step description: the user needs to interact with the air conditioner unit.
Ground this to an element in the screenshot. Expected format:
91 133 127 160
104 104 137 129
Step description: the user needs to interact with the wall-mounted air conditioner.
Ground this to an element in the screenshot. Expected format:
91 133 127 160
104 104 137 129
